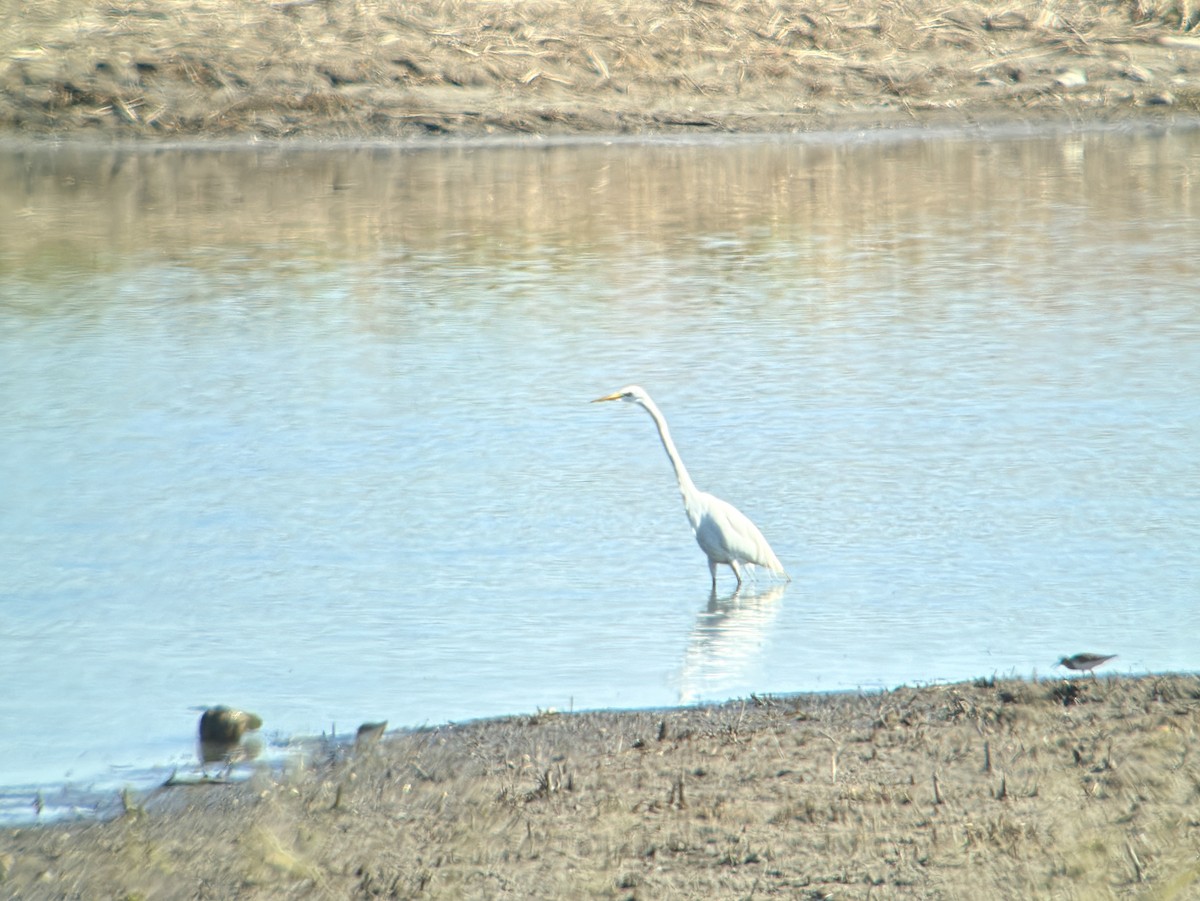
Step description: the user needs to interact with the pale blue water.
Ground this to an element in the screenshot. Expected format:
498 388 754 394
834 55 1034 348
2 127 1199 821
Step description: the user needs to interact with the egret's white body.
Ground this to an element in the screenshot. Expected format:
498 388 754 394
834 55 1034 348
593 385 788 589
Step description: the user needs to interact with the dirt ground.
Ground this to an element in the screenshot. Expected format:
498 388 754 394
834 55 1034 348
3 0 1200 140
3 674 1200 899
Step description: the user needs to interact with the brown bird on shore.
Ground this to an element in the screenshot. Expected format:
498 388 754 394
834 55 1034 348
198 705 263 771
1057 653 1116 673
355 720 388 753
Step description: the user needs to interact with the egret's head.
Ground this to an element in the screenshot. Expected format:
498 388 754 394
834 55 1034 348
592 385 648 406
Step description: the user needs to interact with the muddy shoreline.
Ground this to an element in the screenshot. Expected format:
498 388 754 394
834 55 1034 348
4 674 1200 898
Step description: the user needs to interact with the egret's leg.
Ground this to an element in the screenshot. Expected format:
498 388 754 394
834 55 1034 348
730 560 744 586
708 558 718 590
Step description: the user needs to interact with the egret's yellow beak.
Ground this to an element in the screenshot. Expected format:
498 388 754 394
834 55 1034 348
591 391 623 403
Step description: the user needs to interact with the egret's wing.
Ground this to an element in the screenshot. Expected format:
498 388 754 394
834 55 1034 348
694 492 784 573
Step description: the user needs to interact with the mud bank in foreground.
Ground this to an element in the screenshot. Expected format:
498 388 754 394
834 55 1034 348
3 674 1199 898
4 0 1200 141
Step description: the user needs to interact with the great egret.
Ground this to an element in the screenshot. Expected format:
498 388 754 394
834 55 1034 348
592 385 788 589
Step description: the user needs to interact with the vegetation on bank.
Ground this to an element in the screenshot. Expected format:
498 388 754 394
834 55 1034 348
2 0 1199 139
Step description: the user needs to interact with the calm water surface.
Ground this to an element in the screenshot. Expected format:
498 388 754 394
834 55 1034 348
2 128 1199 819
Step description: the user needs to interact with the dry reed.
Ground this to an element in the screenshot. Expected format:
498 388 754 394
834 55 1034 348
1 0 1197 138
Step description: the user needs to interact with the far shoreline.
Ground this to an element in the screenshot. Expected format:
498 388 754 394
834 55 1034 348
3 114 1199 155
5 0 1200 144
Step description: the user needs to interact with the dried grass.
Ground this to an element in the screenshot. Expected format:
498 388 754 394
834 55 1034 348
1 0 1197 138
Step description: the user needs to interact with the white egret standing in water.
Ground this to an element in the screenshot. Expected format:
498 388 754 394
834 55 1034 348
592 385 789 589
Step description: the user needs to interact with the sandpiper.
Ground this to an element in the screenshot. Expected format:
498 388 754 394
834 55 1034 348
1057 653 1116 673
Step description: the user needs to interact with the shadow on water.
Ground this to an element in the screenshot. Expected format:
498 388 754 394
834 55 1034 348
677 583 788 705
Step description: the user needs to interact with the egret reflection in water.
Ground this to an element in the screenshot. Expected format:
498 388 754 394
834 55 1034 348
677 584 788 704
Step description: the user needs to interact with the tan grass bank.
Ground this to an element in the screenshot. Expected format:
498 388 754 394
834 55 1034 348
2 0 1199 139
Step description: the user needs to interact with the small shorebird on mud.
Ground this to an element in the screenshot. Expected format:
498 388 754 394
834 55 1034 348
1057 653 1116 674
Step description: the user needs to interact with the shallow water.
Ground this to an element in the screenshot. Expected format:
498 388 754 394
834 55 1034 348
2 127 1199 820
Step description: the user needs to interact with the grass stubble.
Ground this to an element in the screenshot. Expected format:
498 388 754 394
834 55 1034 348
1 0 1199 139
3 674 1200 898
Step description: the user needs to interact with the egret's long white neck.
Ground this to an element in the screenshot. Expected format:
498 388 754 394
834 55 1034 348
636 396 699 501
